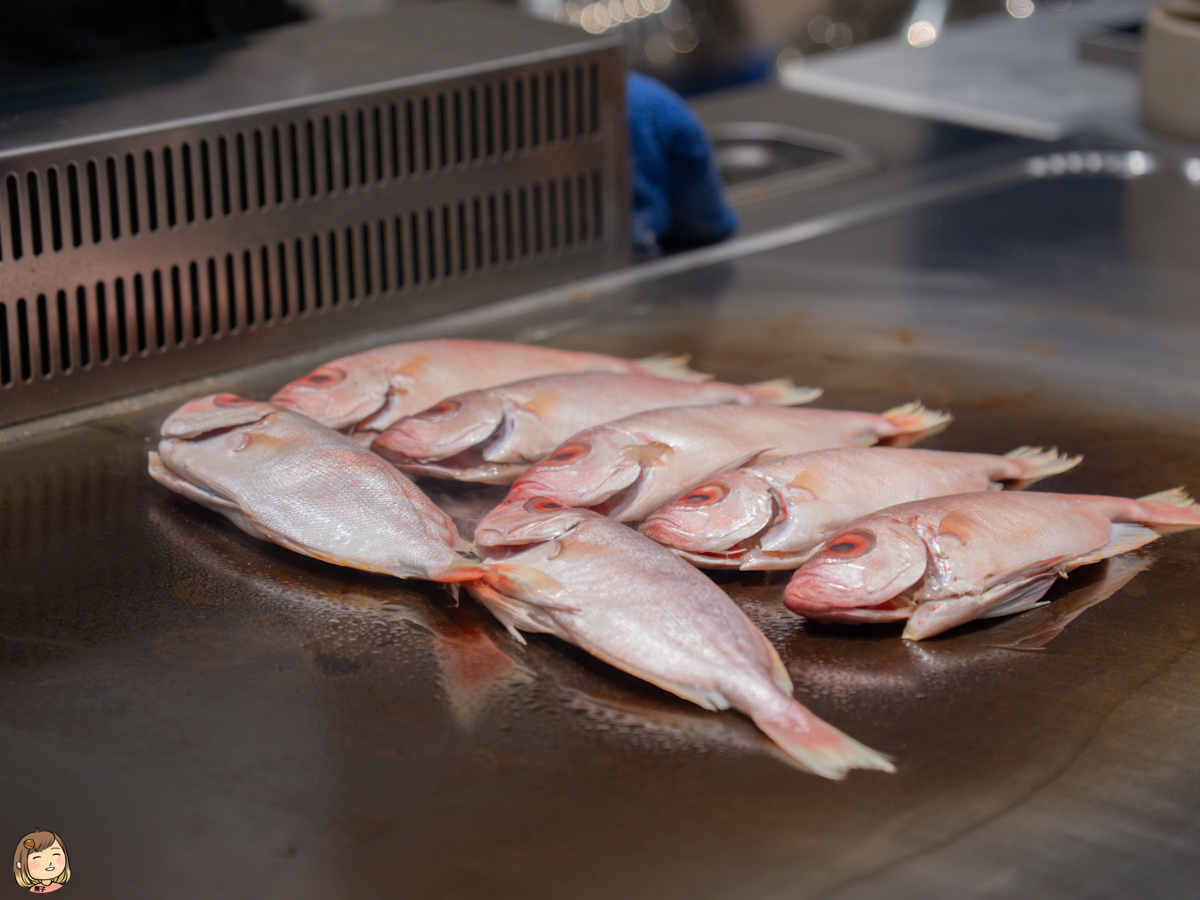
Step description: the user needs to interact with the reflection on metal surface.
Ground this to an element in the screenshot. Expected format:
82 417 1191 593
709 121 879 202
148 497 534 730
1006 0 1036 19
969 553 1155 651
1026 150 1155 179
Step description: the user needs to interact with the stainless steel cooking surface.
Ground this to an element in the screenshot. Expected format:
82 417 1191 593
4 132 1200 898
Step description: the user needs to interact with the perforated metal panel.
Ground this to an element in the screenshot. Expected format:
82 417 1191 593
0 3 629 427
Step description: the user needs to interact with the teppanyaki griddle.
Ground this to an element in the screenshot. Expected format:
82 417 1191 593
3 139 1200 899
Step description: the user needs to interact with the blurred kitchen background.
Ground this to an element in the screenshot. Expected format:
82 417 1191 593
0 0 1095 94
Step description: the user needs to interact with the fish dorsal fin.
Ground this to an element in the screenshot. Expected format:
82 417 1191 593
1068 523 1161 568
517 392 561 421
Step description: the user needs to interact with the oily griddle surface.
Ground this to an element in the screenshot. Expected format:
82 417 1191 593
3 158 1200 899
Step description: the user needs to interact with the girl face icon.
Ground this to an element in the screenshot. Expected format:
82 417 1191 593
25 843 66 882
13 831 70 892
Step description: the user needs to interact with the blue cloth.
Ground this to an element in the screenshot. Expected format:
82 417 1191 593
626 72 739 256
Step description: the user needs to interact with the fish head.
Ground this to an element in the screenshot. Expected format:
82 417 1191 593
783 519 929 623
372 393 505 463
474 497 593 548
160 394 275 439
270 360 390 431
505 430 648 511
639 471 775 557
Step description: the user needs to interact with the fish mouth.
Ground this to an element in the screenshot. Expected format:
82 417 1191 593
668 546 750 568
787 590 918 623
794 601 916 624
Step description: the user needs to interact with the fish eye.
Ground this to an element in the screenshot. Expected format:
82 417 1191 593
820 530 876 558
524 498 565 513
680 483 727 506
298 368 345 387
544 442 588 465
415 399 461 419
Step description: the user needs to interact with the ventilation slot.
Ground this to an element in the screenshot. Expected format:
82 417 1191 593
27 172 44 255
7 174 23 260
67 164 83 247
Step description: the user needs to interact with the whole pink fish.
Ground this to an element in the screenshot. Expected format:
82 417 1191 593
148 393 487 582
784 488 1200 640
641 446 1080 570
270 339 708 441
475 401 951 544
372 372 821 484
469 503 895 779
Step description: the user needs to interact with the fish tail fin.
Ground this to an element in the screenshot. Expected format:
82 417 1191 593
744 378 823 407
878 401 953 447
632 353 713 382
1001 446 1084 489
750 695 895 780
1134 487 1200 532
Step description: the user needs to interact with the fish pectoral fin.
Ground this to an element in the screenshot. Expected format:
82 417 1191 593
542 538 611 566
1067 523 1161 568
516 393 560 420
630 441 675 468
978 575 1058 618
466 581 559 644
903 574 1058 640
481 561 568 606
976 553 1155 651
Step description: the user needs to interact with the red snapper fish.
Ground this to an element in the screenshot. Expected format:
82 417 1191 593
270 339 709 442
148 393 488 582
371 372 821 484
474 401 951 543
640 446 1080 570
784 488 1200 640
468 503 895 779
